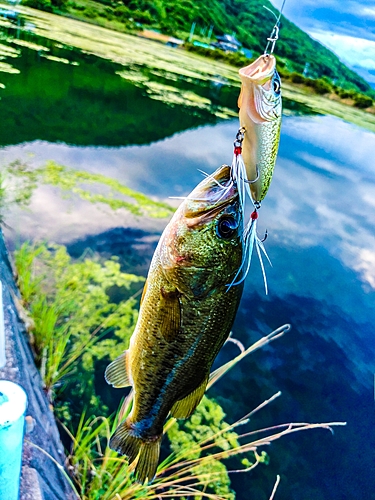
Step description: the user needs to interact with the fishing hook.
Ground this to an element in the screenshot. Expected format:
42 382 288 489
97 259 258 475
244 165 259 184
263 0 287 55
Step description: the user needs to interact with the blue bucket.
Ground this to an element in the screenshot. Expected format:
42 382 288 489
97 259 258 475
0 381 27 500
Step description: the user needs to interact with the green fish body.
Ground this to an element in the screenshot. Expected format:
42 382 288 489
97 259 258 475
238 54 282 202
105 165 244 483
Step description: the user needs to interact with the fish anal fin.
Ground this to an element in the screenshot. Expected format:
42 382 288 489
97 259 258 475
110 419 161 484
110 418 141 463
170 376 209 419
118 389 134 422
159 287 181 342
105 351 132 388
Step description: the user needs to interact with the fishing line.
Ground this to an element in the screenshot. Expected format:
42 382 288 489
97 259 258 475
263 0 287 55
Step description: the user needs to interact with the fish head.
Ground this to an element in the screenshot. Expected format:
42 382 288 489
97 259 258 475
238 54 282 124
159 165 244 297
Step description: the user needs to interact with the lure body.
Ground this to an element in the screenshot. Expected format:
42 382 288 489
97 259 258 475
238 54 282 202
105 165 244 483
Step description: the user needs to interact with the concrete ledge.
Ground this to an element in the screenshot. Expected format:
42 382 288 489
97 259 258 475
0 230 77 500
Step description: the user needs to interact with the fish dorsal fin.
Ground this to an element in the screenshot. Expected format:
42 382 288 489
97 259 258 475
159 287 181 342
170 375 209 419
105 351 132 388
140 279 148 306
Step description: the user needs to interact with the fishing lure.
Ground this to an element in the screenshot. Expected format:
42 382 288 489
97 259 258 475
228 2 285 292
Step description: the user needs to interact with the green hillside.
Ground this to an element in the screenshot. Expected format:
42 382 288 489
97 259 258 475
24 0 372 94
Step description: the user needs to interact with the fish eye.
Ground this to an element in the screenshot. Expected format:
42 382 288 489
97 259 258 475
216 216 238 239
273 77 281 95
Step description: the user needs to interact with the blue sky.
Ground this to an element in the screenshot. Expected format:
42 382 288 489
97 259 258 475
270 0 375 85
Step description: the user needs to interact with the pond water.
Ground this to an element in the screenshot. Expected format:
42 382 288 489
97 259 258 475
1 18 374 500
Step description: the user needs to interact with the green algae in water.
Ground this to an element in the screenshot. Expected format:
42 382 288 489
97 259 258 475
9 38 49 52
15 4 241 86
14 241 144 411
0 42 20 58
6 160 175 218
0 61 20 74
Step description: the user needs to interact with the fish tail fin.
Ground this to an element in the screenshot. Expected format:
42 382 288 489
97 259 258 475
109 418 161 484
136 438 162 484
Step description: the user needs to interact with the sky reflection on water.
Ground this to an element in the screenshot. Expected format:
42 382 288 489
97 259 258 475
3 114 375 294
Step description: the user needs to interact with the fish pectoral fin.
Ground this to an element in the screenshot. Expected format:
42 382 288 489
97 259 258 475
110 419 162 484
105 351 132 388
170 375 209 419
159 287 181 342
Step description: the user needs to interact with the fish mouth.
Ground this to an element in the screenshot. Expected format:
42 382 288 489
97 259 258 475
183 165 238 220
239 54 276 86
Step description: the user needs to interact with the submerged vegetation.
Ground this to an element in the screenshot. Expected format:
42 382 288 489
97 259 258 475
3 160 174 217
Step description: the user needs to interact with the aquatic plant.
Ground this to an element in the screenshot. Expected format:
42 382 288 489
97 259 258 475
6 160 174 218
14 241 144 404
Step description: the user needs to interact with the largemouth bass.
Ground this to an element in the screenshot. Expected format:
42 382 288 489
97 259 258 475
238 54 282 203
105 165 244 483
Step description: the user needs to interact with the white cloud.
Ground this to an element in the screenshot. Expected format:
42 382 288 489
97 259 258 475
309 31 375 70
359 6 375 19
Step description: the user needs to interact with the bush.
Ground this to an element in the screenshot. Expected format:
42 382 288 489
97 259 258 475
132 8 153 24
82 6 98 18
290 72 306 84
23 0 53 12
114 5 130 19
311 78 332 95
70 2 85 10
277 67 290 79
337 88 356 99
354 94 373 108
